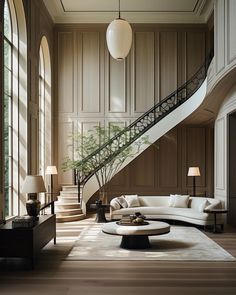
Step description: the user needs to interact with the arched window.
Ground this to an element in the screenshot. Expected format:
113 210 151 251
39 36 52 179
3 0 27 217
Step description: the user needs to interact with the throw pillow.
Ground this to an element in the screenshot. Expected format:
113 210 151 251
125 195 140 208
190 198 210 212
170 195 190 208
110 198 121 210
117 195 128 208
169 194 181 207
205 200 220 211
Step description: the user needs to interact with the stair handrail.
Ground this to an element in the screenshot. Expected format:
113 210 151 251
74 51 213 185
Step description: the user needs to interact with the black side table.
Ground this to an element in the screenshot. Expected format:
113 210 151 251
90 203 110 223
204 208 228 233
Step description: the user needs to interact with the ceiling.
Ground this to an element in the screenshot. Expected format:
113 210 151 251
43 0 214 24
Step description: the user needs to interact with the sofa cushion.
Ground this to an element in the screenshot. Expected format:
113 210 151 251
169 195 189 208
189 198 210 212
117 196 128 208
110 198 121 210
125 195 140 207
112 206 212 221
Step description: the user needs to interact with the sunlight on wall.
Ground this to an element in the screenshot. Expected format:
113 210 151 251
39 36 52 199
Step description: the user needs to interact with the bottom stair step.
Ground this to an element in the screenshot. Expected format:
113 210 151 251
56 213 86 223
56 208 82 216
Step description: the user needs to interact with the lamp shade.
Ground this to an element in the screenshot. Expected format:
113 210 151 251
45 166 58 175
106 18 132 60
188 167 201 177
21 175 46 193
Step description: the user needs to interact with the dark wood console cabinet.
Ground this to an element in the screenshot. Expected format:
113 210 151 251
0 214 56 267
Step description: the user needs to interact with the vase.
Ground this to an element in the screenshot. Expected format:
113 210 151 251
26 195 41 218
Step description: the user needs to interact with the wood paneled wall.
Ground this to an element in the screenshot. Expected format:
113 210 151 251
54 24 209 185
23 0 54 174
88 124 214 204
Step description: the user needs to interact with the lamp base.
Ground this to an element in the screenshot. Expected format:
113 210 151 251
26 194 41 218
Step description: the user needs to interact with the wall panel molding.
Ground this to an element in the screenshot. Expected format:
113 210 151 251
132 32 155 114
159 31 178 100
215 0 225 74
58 32 74 114
107 58 127 113
55 24 208 186
106 125 213 199
81 32 100 113
215 117 226 190
227 0 236 65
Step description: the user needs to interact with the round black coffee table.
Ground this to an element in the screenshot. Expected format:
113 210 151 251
102 221 170 249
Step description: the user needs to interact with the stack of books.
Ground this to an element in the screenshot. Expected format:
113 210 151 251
12 216 35 228
119 215 132 225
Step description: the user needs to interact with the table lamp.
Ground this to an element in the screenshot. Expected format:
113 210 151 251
188 167 201 197
22 175 46 218
45 166 58 194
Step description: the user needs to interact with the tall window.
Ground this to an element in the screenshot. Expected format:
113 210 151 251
4 0 14 216
39 36 52 178
3 0 27 217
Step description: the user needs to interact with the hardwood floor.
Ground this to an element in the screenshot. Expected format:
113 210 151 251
0 215 236 295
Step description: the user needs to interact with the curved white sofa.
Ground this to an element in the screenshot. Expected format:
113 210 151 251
110 196 222 226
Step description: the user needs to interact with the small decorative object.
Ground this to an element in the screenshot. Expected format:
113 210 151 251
188 167 201 196
22 175 46 219
12 216 35 228
131 212 146 224
118 213 148 226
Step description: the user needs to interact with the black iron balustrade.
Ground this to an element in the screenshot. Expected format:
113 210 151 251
73 51 213 193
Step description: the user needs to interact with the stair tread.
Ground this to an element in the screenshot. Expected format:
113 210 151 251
58 195 78 200
56 208 81 213
56 202 81 205
56 213 84 217
60 191 78 193
56 213 85 223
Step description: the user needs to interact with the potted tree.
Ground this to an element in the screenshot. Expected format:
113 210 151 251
62 125 149 203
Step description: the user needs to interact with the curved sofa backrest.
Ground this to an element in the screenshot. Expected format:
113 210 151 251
139 196 170 207
110 195 222 210
138 196 222 209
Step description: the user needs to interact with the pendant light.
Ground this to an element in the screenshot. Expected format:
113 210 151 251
106 0 132 60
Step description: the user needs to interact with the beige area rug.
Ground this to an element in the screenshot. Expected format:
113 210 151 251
65 224 236 261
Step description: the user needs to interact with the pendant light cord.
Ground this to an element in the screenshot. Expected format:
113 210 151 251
118 0 121 19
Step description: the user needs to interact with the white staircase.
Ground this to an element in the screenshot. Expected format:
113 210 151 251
55 185 85 222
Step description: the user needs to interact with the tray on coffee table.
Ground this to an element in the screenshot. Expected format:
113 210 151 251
116 221 149 226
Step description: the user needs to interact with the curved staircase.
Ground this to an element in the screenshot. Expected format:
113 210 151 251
59 52 213 221
55 185 85 222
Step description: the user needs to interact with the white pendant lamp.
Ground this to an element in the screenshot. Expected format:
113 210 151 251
106 0 132 60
